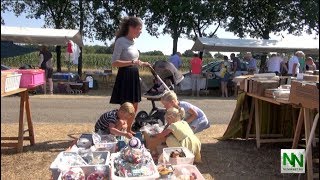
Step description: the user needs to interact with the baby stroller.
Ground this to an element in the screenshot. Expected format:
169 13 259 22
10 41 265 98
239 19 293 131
132 60 184 132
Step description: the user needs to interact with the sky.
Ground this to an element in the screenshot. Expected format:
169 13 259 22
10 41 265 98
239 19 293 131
1 11 319 56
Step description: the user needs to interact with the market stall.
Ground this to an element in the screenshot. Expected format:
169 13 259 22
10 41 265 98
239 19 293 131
221 72 319 179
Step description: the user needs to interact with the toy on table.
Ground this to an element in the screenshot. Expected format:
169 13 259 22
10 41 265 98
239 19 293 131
60 167 85 180
86 166 108 180
114 137 156 177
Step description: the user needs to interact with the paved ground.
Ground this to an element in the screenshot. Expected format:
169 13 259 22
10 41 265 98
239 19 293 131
1 94 237 125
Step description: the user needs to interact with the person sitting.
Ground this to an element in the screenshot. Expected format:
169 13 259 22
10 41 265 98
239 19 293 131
161 91 210 133
154 107 202 163
305 57 317 71
94 102 135 139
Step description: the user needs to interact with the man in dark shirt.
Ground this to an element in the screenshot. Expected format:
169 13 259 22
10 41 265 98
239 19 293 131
230 53 242 76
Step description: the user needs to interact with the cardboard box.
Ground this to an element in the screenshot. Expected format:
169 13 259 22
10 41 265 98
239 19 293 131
252 80 279 96
303 74 319 82
289 80 319 110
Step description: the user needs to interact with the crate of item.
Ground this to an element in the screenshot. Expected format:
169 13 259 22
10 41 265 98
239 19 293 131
289 80 319 110
163 147 195 165
92 133 118 153
50 151 110 180
172 164 205 180
17 69 45 88
1 71 22 93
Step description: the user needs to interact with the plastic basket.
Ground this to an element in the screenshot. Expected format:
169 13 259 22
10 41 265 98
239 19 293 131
50 151 110 180
17 69 45 88
94 141 118 153
110 152 160 180
163 147 195 165
172 164 205 180
4 73 22 92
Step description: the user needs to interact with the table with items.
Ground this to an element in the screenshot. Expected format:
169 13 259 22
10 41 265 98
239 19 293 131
222 72 319 180
49 127 206 180
1 70 40 152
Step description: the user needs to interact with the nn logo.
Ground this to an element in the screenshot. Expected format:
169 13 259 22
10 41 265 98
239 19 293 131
281 149 305 173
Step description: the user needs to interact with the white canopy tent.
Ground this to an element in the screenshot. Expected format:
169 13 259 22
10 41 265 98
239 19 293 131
1 26 84 47
191 37 319 55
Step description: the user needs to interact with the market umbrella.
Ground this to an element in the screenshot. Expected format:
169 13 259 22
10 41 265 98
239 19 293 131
1 41 37 58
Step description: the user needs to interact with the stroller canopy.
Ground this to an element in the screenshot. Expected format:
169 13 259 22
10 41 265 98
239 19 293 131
153 60 184 85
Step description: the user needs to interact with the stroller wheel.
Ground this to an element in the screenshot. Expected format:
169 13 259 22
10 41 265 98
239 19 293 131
136 111 149 120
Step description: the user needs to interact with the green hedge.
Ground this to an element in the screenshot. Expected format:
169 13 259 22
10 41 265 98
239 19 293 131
1 52 216 71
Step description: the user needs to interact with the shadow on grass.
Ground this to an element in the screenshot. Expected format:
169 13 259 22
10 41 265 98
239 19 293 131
1 133 82 155
195 139 301 180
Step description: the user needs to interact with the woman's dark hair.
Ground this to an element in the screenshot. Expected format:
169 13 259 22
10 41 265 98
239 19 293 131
223 56 228 61
115 16 143 41
193 53 199 57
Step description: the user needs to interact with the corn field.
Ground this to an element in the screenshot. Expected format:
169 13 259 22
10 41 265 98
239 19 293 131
1 52 215 71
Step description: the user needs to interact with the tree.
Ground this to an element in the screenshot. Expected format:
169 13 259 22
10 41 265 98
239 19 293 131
288 0 319 35
145 0 191 55
8 0 76 72
141 50 164 56
224 0 319 69
184 0 226 59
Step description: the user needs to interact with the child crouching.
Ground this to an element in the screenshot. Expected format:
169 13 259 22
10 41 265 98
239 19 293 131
154 107 202 163
95 102 135 139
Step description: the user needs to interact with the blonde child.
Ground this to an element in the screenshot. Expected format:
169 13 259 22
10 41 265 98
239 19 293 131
154 107 202 163
161 91 210 133
94 102 135 139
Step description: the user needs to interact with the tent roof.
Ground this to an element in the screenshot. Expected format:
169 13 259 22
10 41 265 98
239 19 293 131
191 37 319 55
1 26 84 47
1 41 38 58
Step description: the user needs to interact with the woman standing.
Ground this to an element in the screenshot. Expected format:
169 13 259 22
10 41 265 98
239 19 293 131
220 56 231 97
38 45 53 94
110 16 150 134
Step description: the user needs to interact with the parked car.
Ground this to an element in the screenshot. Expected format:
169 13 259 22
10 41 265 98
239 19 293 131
179 60 248 90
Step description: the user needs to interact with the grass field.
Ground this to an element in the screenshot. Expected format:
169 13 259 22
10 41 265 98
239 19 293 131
1 52 215 71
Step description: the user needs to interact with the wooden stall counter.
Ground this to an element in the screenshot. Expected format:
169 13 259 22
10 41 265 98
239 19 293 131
1 88 35 153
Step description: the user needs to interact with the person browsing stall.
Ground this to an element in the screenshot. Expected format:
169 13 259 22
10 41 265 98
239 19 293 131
288 51 305 76
95 102 135 139
244 52 257 74
230 53 242 76
190 53 202 97
38 45 54 94
267 54 283 74
169 52 182 69
220 56 231 97
306 57 317 71
110 16 150 134
161 91 210 133
154 107 202 163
